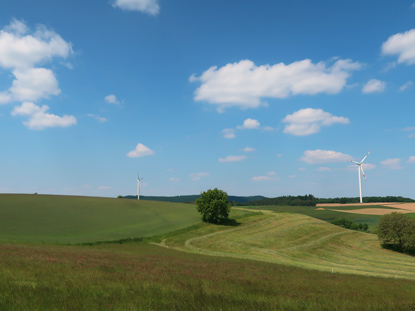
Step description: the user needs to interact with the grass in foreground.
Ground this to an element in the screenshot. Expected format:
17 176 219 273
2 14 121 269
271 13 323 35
0 194 201 243
1 242 415 310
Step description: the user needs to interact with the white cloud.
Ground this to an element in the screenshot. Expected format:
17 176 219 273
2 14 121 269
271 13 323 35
169 177 179 182
190 58 361 111
218 155 247 163
190 172 210 181
9 68 60 102
0 19 72 70
262 126 274 131
289 175 297 178
317 167 332 172
400 81 413 91
277 153 284 158
402 126 415 131
282 108 349 136
237 118 260 129
298 167 306 171
126 143 155 158
98 186 111 190
222 128 236 139
408 156 415 163
362 79 386 93
382 29 415 65
301 150 351 164
0 20 71 105
87 114 107 123
252 176 272 182
11 102 76 130
381 158 402 170
112 0 160 15
267 171 276 176
105 94 120 104
243 147 255 152
347 163 376 171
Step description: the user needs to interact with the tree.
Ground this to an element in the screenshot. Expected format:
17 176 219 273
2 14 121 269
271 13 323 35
195 188 230 223
378 212 413 250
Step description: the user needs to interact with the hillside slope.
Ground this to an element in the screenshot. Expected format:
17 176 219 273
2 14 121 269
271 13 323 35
0 194 201 243
161 210 415 279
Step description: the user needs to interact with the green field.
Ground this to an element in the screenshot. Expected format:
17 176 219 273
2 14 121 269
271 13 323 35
242 205 385 229
0 194 201 243
2 195 415 310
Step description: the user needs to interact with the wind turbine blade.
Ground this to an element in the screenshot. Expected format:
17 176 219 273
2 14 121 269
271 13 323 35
360 151 372 163
360 165 367 181
349 160 360 165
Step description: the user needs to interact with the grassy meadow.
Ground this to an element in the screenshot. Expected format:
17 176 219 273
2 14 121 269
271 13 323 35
2 194 415 310
242 205 387 230
0 194 201 243
2 242 415 310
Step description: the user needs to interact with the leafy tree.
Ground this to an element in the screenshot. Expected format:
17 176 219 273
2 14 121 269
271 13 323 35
378 212 413 249
195 188 230 223
117 195 123 199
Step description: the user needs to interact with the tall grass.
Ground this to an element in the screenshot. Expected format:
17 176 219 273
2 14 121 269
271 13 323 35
1 242 415 310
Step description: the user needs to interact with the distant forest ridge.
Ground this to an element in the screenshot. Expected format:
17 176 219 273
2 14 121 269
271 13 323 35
122 195 266 203
122 194 415 206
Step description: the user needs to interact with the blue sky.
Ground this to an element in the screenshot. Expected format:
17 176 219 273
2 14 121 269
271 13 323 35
1 0 415 198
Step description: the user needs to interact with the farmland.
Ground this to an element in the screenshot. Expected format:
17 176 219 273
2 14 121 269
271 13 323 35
0 194 201 243
2 194 415 310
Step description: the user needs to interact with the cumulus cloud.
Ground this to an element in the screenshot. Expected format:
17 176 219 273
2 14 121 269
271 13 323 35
301 150 351 164
317 167 332 172
105 94 120 104
381 158 402 170
252 176 272 182
222 128 236 139
382 29 415 65
126 143 155 158
190 58 361 111
87 114 107 123
218 155 247 163
169 177 179 182
408 156 415 163
112 0 160 15
400 81 413 91
282 108 349 136
0 19 72 105
9 68 60 102
190 172 210 181
0 19 72 70
11 102 76 130
243 147 255 152
362 79 386 93
267 171 276 176
347 163 376 171
237 118 260 129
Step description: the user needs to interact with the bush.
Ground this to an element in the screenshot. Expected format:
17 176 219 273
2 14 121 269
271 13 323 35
195 188 230 223
378 212 415 252
330 218 368 232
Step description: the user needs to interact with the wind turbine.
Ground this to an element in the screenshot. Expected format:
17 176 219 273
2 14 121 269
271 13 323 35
137 173 143 200
349 151 371 204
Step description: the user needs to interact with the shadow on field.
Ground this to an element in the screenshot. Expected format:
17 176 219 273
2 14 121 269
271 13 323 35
217 218 240 227
381 243 415 256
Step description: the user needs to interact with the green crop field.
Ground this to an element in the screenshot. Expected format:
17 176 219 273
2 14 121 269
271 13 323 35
0 194 201 244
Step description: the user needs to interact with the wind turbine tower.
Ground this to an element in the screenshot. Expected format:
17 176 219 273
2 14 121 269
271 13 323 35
349 151 371 204
137 174 143 200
